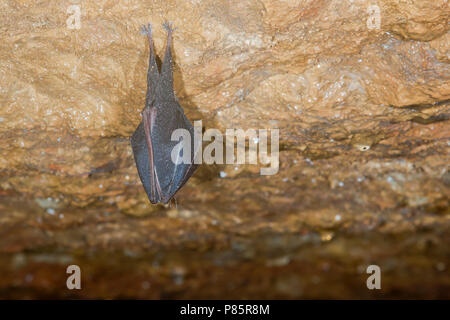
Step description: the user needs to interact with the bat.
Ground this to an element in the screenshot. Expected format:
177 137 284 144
130 22 198 204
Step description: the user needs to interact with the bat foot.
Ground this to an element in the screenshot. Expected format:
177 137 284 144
140 23 152 36
162 21 176 34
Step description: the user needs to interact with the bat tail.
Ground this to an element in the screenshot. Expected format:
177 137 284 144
141 23 160 104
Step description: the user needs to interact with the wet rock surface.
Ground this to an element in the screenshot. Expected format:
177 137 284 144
0 0 449 298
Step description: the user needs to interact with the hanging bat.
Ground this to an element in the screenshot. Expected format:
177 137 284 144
130 22 198 204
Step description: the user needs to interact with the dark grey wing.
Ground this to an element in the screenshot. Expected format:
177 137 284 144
168 108 199 194
174 158 198 193
167 110 198 197
130 121 162 204
150 100 196 202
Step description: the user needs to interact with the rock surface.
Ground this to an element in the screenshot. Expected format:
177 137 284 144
0 0 449 298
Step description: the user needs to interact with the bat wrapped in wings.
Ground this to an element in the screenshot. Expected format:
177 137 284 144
130 22 198 204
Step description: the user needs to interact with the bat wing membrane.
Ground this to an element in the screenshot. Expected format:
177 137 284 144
151 101 196 203
130 122 162 204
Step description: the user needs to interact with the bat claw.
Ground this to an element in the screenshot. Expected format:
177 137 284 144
140 23 152 36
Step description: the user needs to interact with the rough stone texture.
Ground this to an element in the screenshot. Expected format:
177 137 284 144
0 0 449 298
